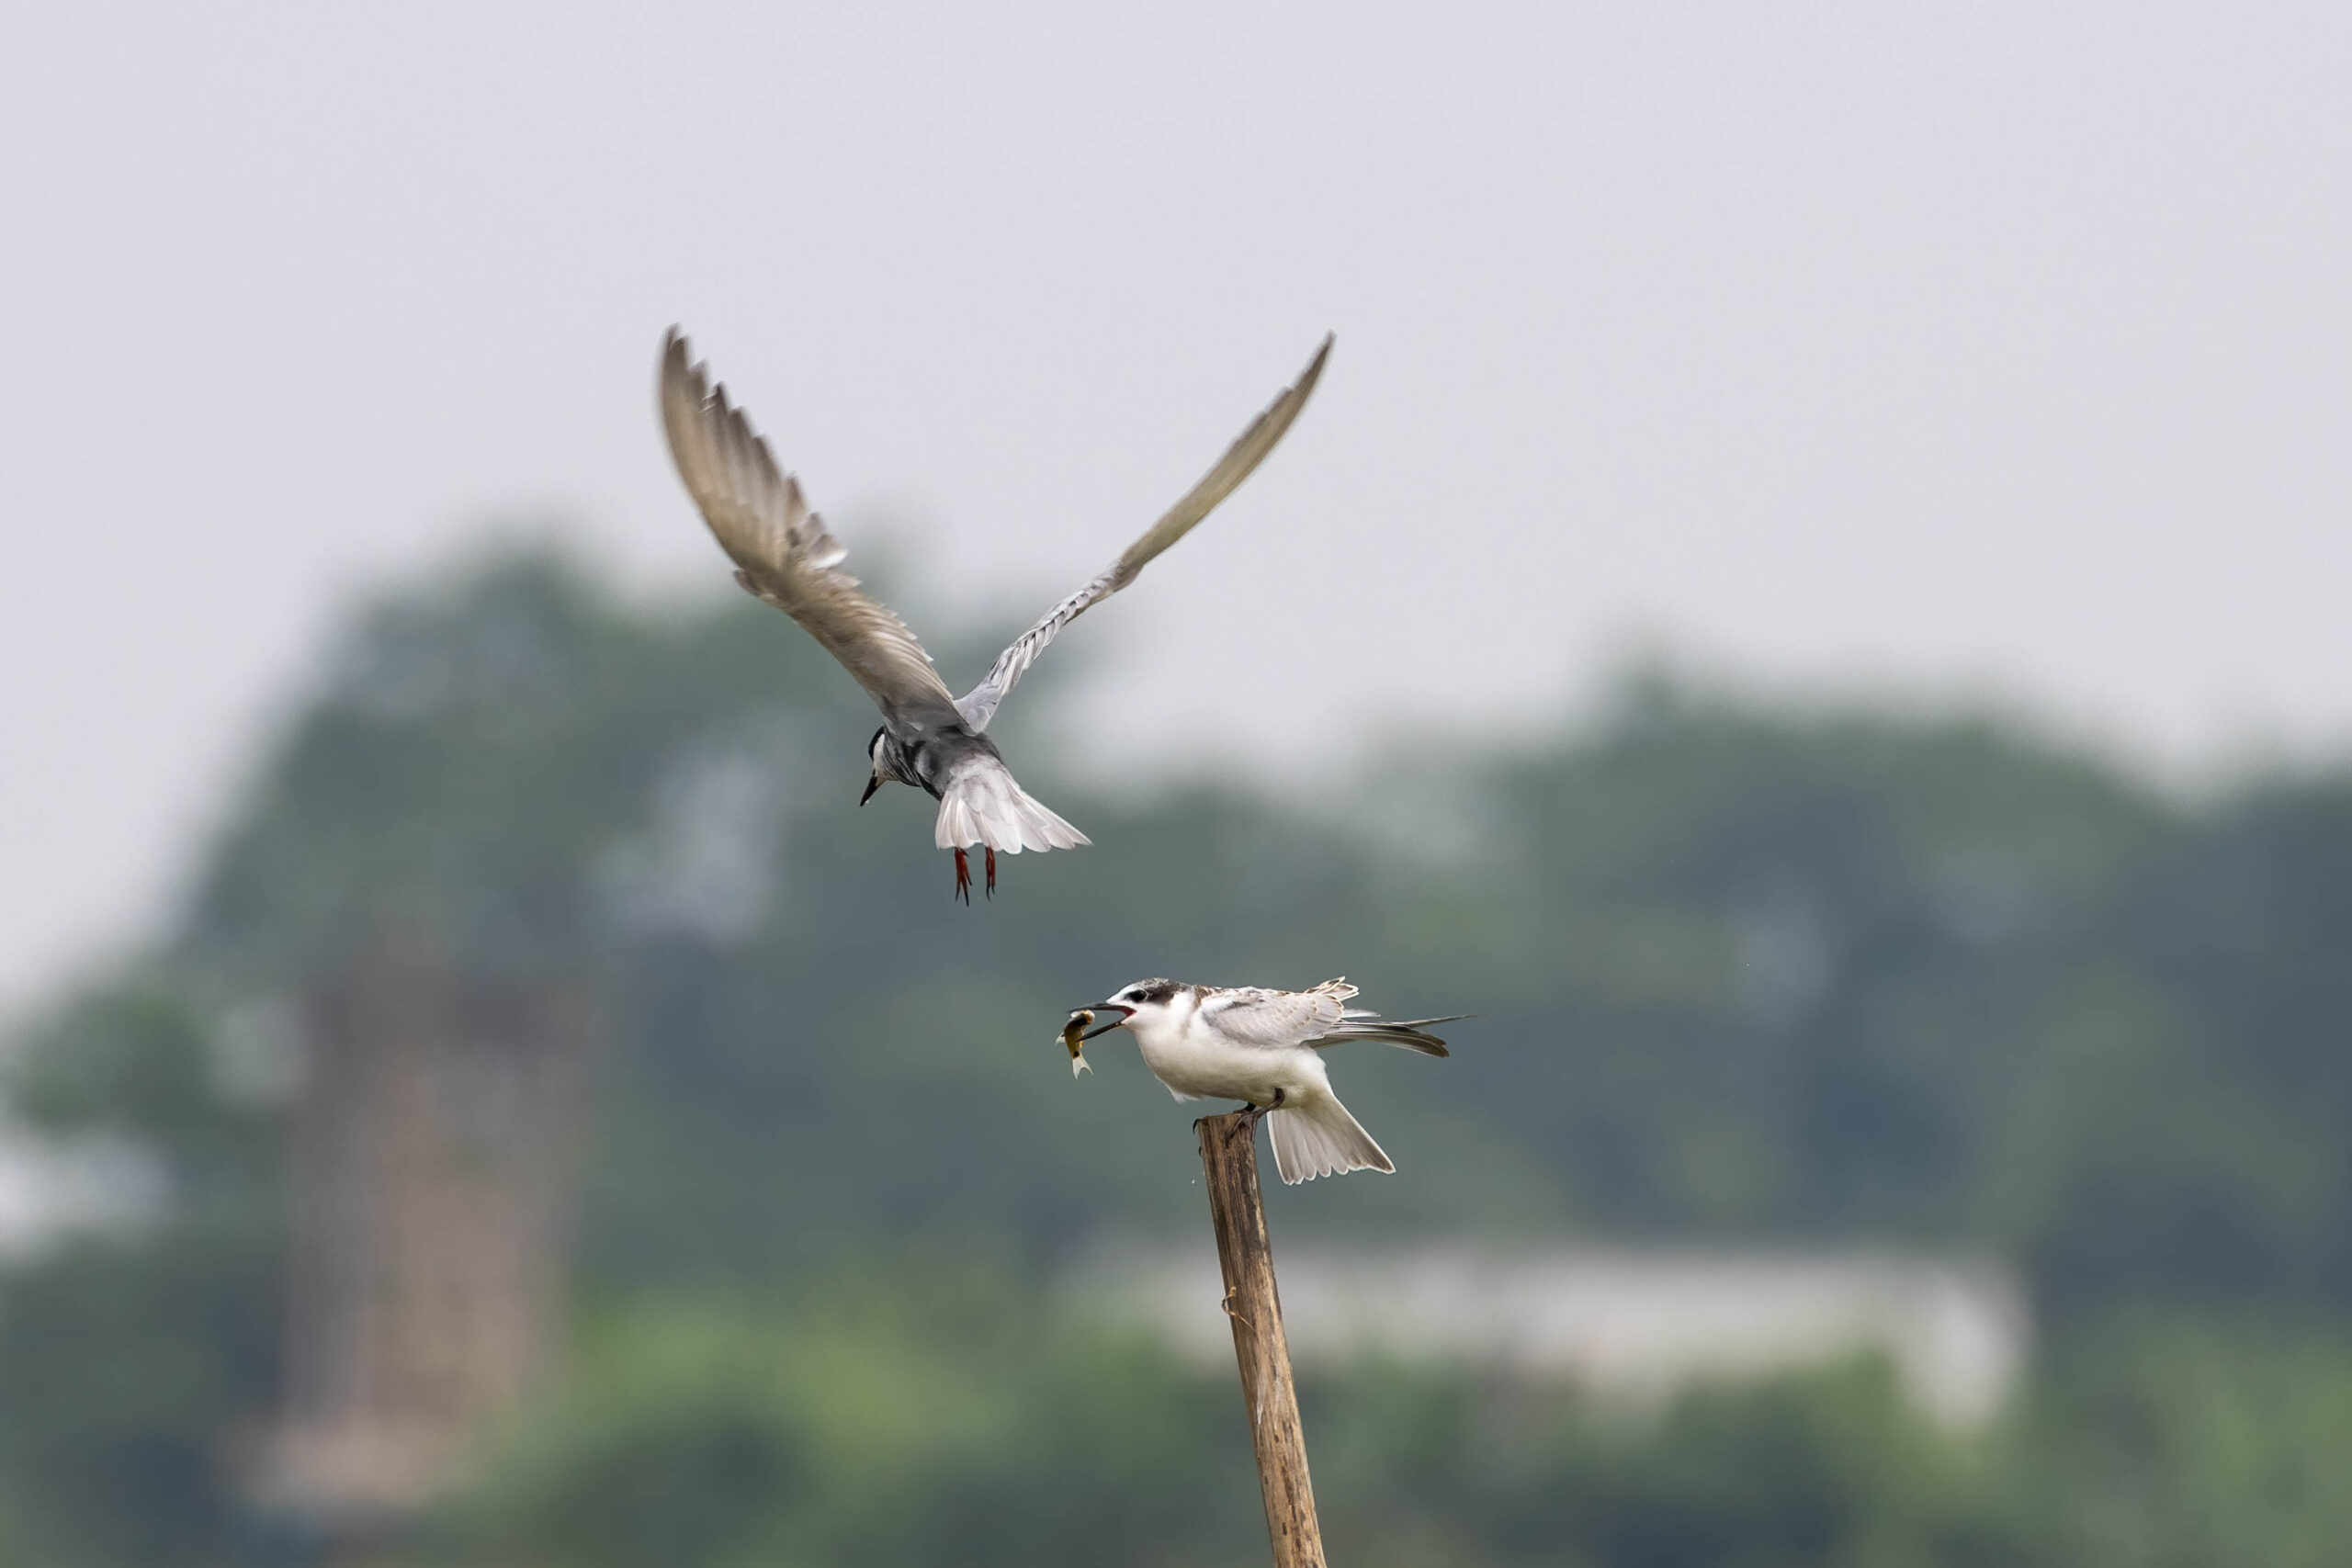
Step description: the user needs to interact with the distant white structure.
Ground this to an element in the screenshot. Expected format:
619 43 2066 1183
1069 1244 2029 1427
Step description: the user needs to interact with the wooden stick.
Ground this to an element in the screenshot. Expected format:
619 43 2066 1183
1197 1110 1328 1568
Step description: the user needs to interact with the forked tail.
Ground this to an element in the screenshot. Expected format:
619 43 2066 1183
1266 1092 1394 1184
934 760 1090 853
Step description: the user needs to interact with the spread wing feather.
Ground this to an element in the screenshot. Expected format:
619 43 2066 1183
659 330 963 731
954 334 1333 730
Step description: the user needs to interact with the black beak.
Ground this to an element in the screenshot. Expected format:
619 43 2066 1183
859 774 881 807
1075 1004 1133 1041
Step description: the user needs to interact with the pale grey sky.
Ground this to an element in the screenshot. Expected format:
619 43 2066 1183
4 3 2347 1010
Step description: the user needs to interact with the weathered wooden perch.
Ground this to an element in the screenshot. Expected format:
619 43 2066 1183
1197 1109 1329 1568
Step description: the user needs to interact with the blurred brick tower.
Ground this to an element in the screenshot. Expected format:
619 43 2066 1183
251 931 598 1528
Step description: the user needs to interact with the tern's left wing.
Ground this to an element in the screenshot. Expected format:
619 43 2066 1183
953 334 1333 731
660 330 966 733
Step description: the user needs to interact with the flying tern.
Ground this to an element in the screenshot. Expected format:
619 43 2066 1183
1067 978 1465 1184
658 329 1332 901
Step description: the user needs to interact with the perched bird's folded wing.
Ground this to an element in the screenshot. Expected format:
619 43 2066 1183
660 330 964 731
954 334 1334 731
1303 1014 1470 1058
1199 983 1354 1049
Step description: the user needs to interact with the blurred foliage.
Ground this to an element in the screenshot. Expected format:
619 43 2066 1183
0 984 280 1568
8 547 2352 1563
445 1293 2352 1568
446 1278 1260 1568
444 1288 2012 1568
2011 1314 2352 1568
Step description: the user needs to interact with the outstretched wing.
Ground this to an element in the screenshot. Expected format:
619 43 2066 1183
1199 979 1357 1050
954 334 1334 731
659 329 964 731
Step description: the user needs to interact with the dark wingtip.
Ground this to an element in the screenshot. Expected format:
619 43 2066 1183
658 328 707 423
1417 1012 1475 1056
1295 333 1335 398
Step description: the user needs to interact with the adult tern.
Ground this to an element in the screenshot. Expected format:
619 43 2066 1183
658 330 1331 901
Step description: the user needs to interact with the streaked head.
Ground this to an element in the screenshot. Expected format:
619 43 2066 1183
1075 978 1185 1039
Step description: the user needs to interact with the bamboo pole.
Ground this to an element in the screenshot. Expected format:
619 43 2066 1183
1197 1110 1328 1568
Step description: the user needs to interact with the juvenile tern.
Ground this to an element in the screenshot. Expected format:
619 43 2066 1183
658 329 1332 901
1069 979 1465 1184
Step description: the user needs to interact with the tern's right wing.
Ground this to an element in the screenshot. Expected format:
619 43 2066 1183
660 330 964 731
953 334 1333 731
1303 1016 1465 1058
1198 979 1358 1049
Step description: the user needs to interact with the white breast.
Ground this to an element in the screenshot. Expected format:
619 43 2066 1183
1131 1008 1329 1106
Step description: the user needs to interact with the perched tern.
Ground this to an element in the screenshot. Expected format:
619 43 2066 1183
657 329 1332 902
1068 979 1466 1184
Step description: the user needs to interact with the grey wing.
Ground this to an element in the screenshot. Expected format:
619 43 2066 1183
954 333 1334 731
660 330 964 731
1303 1014 1469 1058
1199 984 1353 1049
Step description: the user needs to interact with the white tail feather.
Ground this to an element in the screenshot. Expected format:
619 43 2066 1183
1266 1093 1394 1184
933 761 1090 852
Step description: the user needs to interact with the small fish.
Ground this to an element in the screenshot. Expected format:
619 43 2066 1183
1062 1010 1095 1077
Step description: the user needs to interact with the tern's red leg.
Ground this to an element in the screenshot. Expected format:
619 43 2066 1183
954 847 971 905
985 846 997 898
